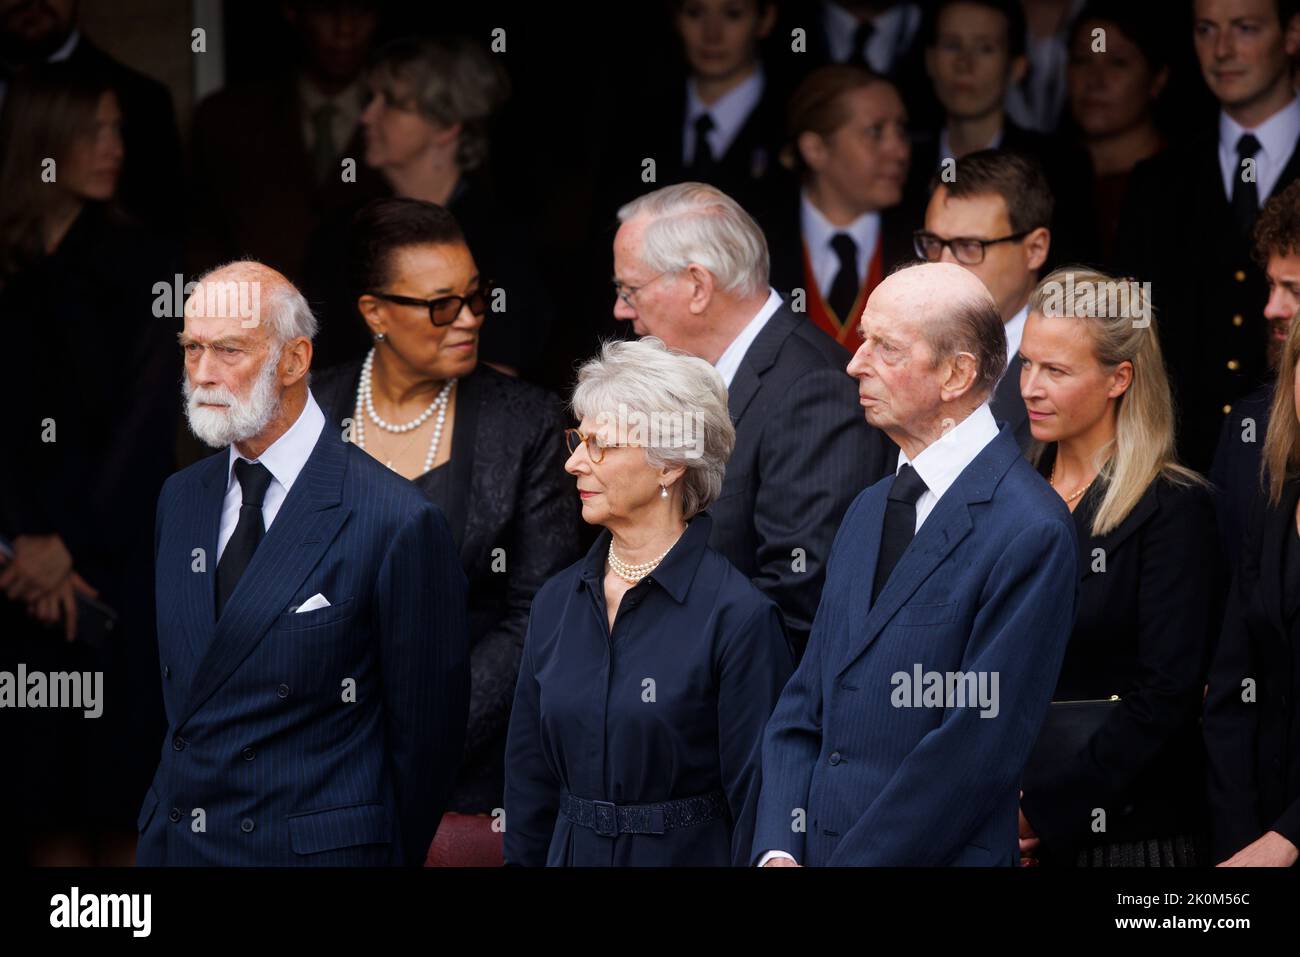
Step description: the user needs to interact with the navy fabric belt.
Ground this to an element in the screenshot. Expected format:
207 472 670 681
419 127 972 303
560 790 727 837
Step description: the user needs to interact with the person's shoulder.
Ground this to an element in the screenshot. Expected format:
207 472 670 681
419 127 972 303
469 366 568 434
341 442 437 520
160 448 226 503
310 362 362 417
998 455 1073 527
698 547 790 637
775 311 854 372
1151 471 1216 523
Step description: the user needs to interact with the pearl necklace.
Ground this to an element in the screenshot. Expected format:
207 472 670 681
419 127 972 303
607 541 674 584
352 348 455 473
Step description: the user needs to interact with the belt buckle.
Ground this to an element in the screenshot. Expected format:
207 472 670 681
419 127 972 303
592 800 618 837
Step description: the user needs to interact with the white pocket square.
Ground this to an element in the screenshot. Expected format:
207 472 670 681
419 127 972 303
294 593 331 614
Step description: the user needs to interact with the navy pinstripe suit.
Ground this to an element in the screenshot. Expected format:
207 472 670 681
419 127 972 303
752 426 1077 865
137 408 469 866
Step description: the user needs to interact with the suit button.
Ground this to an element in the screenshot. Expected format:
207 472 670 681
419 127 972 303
829 751 842 766
1232 314 1244 326
242 747 256 761
240 818 255 833
1235 270 1247 282
1227 359 1240 371
163 665 171 679
169 808 181 823
277 684 290 698
172 736 185 751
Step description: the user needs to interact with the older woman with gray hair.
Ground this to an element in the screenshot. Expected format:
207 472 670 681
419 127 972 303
504 337 794 866
308 34 552 375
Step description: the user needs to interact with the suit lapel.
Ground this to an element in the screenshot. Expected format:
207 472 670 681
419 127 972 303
179 424 352 725
835 428 1018 678
179 452 230 670
727 307 798 426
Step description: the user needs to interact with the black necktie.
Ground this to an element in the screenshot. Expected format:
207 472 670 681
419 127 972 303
1232 132 1262 239
215 459 274 619
872 464 928 602
850 19 875 67
827 233 859 321
692 113 716 172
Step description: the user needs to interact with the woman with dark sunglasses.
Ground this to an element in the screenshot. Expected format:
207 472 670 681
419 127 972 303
312 196 582 866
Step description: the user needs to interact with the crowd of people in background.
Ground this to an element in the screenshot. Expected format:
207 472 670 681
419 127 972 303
2 0 1300 869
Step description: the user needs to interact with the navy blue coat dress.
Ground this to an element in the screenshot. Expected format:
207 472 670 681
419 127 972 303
504 512 794 866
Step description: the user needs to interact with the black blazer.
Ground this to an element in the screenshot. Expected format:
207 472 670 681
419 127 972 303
1116 132 1300 471
990 362 1030 451
1210 382 1274 571
709 304 892 659
1021 460 1224 857
312 361 583 814
1204 475 1300 861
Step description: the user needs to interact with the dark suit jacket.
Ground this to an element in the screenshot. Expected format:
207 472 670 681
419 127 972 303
311 361 583 813
137 416 470 866
990 362 1030 451
1204 475 1300 861
1116 132 1300 471
1021 466 1224 858
187 75 387 284
753 425 1078 865
1210 382 1274 571
710 304 892 659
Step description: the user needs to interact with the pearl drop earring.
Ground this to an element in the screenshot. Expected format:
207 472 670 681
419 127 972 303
373 332 386 343
660 484 669 499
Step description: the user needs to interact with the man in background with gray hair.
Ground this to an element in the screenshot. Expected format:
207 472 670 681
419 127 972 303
138 261 469 866
613 182 891 659
753 262 1076 866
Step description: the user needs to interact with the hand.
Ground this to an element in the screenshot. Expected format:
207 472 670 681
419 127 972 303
1217 831 1299 867
0 534 73 602
25 571 96 643
763 857 800 867
1018 792 1040 857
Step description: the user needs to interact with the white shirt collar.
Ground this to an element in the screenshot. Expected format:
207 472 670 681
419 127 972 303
895 403 1000 529
800 189 880 296
714 288 783 388
1218 95 1300 202
684 67 765 164
226 390 326 495
822 1 920 72
48 29 80 63
937 125 1004 165
1004 303 1029 366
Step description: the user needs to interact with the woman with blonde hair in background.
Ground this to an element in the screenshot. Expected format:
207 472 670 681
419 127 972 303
1016 266 1224 866
1204 311 1300 867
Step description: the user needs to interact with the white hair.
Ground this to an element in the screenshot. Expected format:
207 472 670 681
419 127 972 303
190 262 319 345
571 336 735 520
617 182 769 298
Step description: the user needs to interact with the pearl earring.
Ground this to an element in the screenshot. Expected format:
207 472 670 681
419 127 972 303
373 332 386 343
660 484 669 499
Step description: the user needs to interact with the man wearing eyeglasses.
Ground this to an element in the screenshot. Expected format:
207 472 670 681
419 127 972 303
916 149 1053 450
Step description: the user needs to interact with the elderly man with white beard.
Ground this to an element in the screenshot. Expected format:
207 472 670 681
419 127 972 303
138 260 469 867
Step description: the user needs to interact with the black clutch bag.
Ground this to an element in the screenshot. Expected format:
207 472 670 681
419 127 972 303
1030 695 1121 762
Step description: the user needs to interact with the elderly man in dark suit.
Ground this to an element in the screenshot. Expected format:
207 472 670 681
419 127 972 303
137 261 469 866
612 182 891 660
752 262 1077 866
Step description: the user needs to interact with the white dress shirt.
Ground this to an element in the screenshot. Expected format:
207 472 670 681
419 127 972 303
1004 303 1028 367
936 125 1003 165
1003 0 1083 133
758 401 1001 865
801 190 880 300
1218 96 1300 207
216 391 327 562
895 402 999 532
821 1 921 74
713 288 783 387
683 67 765 166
